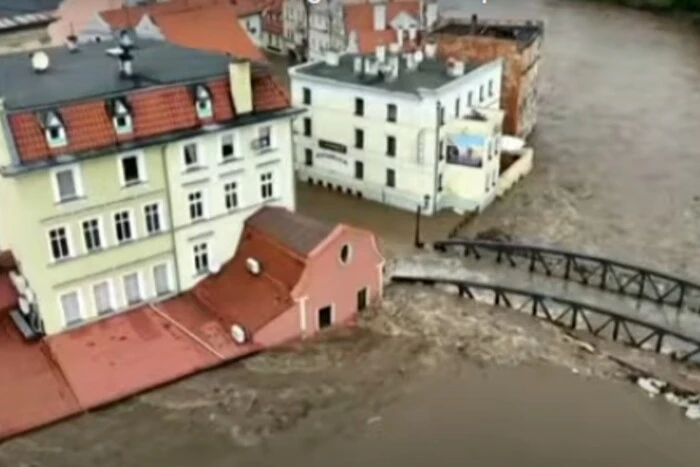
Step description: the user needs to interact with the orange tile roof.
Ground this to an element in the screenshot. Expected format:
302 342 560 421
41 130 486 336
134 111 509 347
7 70 289 163
154 3 266 62
344 0 421 34
192 207 335 337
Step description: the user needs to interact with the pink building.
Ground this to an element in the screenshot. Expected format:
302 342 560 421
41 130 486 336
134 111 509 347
193 206 385 347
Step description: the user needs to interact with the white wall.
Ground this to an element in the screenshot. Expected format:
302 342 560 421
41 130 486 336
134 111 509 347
239 14 263 46
164 117 295 290
289 56 504 215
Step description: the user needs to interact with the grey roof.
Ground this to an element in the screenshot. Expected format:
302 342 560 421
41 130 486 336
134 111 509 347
294 53 482 95
0 0 60 18
0 39 237 111
246 206 335 257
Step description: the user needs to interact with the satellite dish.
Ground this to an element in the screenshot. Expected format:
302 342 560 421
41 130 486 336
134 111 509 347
230 324 247 344
19 296 31 315
31 51 50 72
209 259 222 274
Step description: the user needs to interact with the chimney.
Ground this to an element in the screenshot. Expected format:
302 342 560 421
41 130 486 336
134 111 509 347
373 2 386 31
119 48 134 77
470 14 478 33
425 1 438 30
353 56 364 74
408 26 417 42
375 44 386 63
388 42 400 54
66 34 79 53
324 51 339 66
414 50 424 64
405 53 417 71
228 60 253 114
447 59 465 76
424 42 437 58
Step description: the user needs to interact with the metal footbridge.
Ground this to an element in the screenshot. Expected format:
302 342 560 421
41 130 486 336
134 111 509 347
391 238 700 363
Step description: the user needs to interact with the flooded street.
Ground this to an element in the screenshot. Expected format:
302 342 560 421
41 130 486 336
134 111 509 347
3 0 700 465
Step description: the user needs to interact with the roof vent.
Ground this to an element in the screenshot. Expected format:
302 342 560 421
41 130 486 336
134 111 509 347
30 51 50 73
364 58 379 76
447 58 465 76
66 34 79 53
404 52 417 71
324 51 339 66
246 257 262 275
414 50 424 64
353 56 363 74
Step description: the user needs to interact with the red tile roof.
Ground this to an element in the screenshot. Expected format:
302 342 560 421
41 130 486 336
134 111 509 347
154 3 266 62
7 70 289 163
192 207 334 337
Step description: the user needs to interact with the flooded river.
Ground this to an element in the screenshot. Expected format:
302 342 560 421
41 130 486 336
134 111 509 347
3 0 700 465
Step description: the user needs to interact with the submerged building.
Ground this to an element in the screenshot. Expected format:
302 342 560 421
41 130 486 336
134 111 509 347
290 43 531 215
430 15 543 138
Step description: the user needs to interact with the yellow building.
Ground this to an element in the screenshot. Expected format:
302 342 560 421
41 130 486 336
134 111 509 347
0 37 299 336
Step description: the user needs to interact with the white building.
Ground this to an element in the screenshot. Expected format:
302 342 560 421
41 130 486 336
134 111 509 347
289 43 508 215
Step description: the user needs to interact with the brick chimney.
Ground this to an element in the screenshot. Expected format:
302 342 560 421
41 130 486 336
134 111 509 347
228 60 252 114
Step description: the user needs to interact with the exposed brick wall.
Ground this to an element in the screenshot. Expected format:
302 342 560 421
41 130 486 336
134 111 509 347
432 32 539 138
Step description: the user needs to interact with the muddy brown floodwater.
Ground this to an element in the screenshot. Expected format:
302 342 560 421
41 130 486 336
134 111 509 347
3 0 700 465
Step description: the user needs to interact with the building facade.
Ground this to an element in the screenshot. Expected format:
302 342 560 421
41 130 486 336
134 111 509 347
430 16 544 138
261 0 285 53
0 38 297 336
289 44 504 215
283 0 438 62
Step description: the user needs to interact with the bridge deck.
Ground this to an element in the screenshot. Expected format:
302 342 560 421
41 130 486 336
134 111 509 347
392 253 700 359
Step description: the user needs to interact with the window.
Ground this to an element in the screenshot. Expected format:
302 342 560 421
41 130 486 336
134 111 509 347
119 153 144 186
60 291 82 326
386 136 396 157
153 263 171 296
48 226 71 261
488 79 494 97
339 244 351 264
387 104 397 122
467 91 473 107
182 143 199 170
193 243 209 275
354 128 364 149
355 161 364 180
114 210 134 243
82 218 103 252
123 272 142 305
221 134 235 160
303 117 312 137
53 167 80 202
439 140 444 161
302 87 311 105
439 106 445 125
260 172 274 200
318 305 332 329
144 203 162 235
304 148 313 167
224 181 239 211
386 168 395 188
455 98 460 117
438 174 443 192
93 281 113 315
45 111 67 148
195 85 213 119
479 84 484 102
188 191 205 221
257 125 272 149
354 97 364 116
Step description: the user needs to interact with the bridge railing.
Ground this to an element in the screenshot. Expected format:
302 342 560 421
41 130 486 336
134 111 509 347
391 275 700 364
433 239 700 313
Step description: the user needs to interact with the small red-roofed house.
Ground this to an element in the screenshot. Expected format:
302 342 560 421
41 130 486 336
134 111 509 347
192 206 385 347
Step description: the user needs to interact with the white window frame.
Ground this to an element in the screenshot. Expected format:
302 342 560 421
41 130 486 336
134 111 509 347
224 180 239 211
118 151 147 187
143 201 166 235
256 124 273 150
193 242 209 276
51 164 83 203
196 96 213 119
220 132 237 162
188 190 207 221
80 216 106 253
58 289 83 327
152 262 173 297
260 171 274 200
122 270 145 306
91 279 115 315
113 208 136 244
47 224 73 262
181 141 202 171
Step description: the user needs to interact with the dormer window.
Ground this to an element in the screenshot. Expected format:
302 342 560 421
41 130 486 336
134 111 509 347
194 85 213 119
108 98 132 135
42 111 67 148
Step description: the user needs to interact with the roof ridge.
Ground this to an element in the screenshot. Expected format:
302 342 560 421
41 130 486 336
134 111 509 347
245 223 307 262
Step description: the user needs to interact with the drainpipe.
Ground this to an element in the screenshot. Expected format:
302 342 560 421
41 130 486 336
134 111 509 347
160 145 183 293
432 100 442 215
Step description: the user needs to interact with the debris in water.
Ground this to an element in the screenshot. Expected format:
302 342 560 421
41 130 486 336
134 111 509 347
685 404 700 421
636 377 667 396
